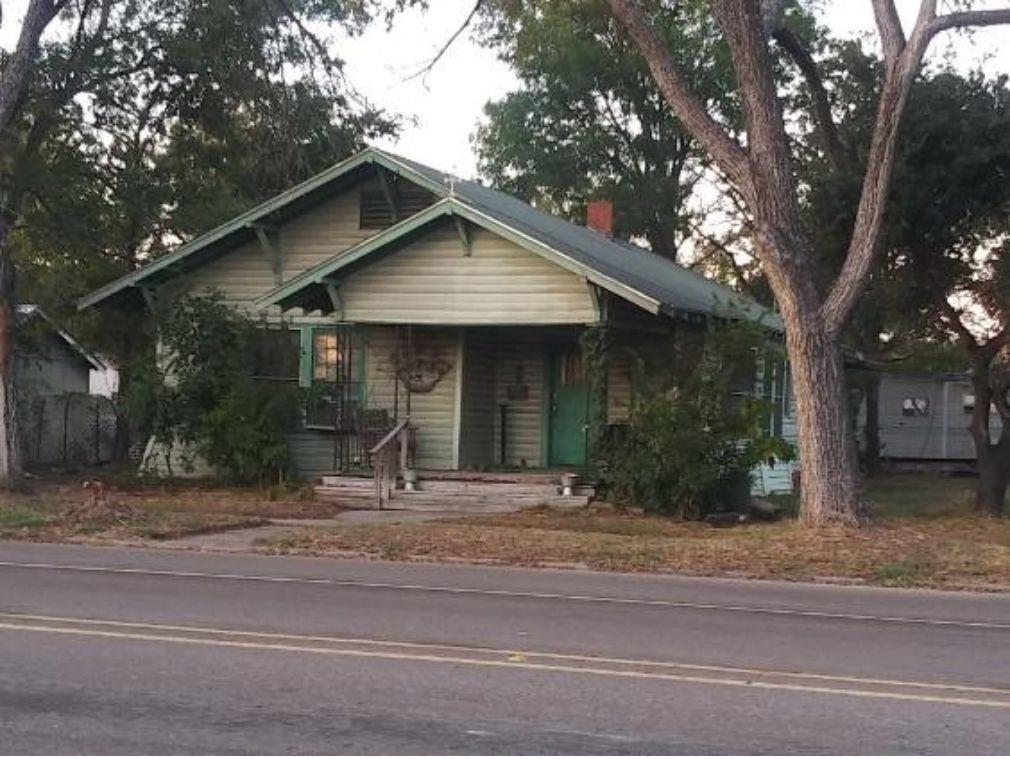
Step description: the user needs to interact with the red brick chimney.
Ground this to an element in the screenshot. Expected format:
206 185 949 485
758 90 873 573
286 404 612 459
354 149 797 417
586 199 614 236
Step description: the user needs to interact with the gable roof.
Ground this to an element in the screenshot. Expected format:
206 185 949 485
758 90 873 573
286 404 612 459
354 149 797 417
77 148 446 311
388 156 772 322
78 146 777 327
17 305 107 370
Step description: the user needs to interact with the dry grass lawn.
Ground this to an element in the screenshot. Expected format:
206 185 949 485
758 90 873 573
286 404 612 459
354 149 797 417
0 470 341 543
2 469 1006 591
260 474 1010 591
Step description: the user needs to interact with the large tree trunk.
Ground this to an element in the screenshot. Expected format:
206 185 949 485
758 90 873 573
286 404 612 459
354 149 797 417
606 0 1010 527
975 445 1009 516
785 315 860 525
0 0 62 489
967 368 1009 516
0 217 21 488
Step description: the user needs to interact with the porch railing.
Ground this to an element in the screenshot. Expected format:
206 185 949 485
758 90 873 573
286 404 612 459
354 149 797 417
369 418 413 509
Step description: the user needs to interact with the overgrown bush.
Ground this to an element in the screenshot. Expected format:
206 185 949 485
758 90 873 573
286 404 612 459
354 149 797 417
599 323 794 519
126 294 301 484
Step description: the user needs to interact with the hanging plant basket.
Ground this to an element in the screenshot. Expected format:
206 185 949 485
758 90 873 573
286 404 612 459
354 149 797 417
392 346 453 394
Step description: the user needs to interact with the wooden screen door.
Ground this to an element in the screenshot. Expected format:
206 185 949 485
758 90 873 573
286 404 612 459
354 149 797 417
548 348 588 467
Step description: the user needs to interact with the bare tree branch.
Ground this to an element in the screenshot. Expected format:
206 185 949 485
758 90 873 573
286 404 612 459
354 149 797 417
607 0 753 201
266 0 343 79
407 0 483 83
687 220 759 297
928 7 1010 36
822 5 1010 333
771 25 850 171
871 0 906 63
0 0 61 135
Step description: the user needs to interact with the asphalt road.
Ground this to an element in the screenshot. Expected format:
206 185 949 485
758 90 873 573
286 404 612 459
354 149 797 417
1 542 1009 754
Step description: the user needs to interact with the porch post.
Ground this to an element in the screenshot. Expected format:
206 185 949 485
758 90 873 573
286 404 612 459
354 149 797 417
451 328 465 470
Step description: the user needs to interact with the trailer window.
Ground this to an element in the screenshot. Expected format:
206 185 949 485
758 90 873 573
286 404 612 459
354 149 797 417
902 397 930 417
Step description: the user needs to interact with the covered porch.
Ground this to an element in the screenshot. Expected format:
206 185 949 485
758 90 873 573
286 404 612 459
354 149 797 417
324 323 613 469
307 323 619 509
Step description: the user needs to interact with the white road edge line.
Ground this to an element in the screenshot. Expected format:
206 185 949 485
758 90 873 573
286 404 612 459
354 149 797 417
1 620 1009 710
2 559 1009 630
3 611 1008 697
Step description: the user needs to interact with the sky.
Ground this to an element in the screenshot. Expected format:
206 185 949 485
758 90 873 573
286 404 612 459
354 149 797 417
340 0 1010 176
3 1 1009 177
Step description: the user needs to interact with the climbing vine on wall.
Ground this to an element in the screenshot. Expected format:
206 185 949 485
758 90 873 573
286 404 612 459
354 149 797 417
579 325 610 471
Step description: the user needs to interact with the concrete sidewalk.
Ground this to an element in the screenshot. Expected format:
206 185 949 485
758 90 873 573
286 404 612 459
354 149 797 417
157 508 465 551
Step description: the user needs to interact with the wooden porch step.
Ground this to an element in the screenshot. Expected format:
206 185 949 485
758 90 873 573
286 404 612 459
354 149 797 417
313 488 375 508
414 470 568 485
410 480 560 496
384 493 590 513
318 475 374 489
313 478 591 511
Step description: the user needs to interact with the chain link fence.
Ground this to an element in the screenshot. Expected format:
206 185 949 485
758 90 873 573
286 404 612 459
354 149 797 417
19 392 119 468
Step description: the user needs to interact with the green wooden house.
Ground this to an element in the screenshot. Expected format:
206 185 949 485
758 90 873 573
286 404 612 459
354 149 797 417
80 147 796 503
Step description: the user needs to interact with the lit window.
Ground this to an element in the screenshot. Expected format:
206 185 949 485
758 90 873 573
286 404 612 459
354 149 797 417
902 397 930 417
313 330 341 382
963 394 975 414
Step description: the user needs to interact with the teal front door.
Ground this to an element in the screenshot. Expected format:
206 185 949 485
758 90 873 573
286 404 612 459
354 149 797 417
548 348 588 467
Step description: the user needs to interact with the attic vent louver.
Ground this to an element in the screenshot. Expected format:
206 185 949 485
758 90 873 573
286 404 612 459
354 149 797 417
359 185 435 229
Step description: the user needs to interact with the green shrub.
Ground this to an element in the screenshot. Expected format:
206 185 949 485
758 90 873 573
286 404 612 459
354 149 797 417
599 323 794 519
126 294 301 484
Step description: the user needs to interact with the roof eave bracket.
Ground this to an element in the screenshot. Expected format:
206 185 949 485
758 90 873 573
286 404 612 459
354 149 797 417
249 223 283 285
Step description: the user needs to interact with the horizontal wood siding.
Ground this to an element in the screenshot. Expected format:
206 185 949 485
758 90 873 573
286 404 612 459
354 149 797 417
363 325 458 469
286 429 335 480
180 176 418 324
139 439 215 478
338 225 598 324
458 335 497 467
492 334 545 467
141 432 335 482
606 352 634 424
753 358 797 496
604 326 798 495
604 328 680 424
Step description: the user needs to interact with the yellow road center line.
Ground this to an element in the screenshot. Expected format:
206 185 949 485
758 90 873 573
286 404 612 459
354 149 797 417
1 612 1008 698
1 617 1009 710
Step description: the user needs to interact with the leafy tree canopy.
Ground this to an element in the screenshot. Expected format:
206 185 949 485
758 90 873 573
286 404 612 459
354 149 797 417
7 0 409 354
475 0 739 260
